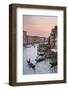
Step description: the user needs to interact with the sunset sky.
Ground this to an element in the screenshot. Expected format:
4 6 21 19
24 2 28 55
23 15 57 37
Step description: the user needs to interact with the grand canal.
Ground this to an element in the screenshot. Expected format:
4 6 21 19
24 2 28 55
23 44 57 75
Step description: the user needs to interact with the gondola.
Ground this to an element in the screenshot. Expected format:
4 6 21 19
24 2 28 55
50 62 57 67
35 56 45 63
27 60 35 70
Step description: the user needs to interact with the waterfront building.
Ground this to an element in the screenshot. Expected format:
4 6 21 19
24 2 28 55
23 31 28 45
48 26 57 49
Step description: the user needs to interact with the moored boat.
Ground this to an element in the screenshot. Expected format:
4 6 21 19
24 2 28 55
35 56 45 62
27 60 35 70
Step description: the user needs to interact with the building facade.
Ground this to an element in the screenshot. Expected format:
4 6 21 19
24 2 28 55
23 31 28 44
48 26 57 49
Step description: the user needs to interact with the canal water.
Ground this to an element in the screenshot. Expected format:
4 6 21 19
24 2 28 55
23 44 57 75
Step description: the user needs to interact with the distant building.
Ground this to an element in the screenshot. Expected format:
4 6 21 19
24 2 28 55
27 36 39 44
48 26 57 49
27 36 46 44
23 31 46 44
23 31 28 44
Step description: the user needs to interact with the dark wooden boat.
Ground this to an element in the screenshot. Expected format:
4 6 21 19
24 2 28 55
37 52 44 56
27 60 35 70
46 55 54 59
46 52 57 59
35 56 45 63
50 62 57 67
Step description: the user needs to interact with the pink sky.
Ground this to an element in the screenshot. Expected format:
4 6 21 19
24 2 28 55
23 15 57 37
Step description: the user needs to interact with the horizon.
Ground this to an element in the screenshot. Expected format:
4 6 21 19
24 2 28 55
23 15 57 37
23 31 47 38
